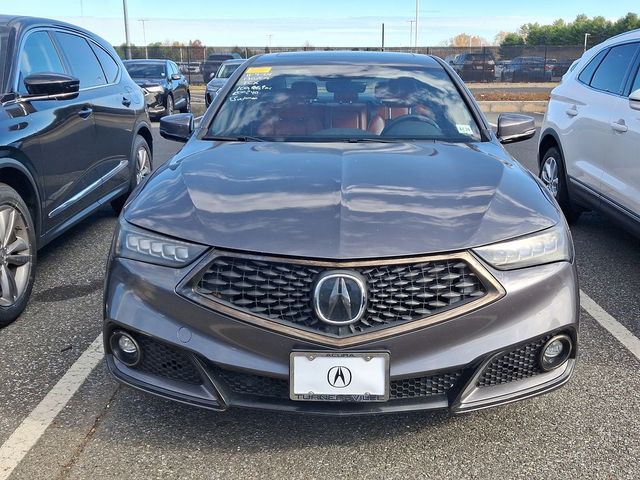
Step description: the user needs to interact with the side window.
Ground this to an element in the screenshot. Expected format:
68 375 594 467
54 32 106 88
578 49 608 85
589 43 639 94
91 44 119 83
18 31 65 93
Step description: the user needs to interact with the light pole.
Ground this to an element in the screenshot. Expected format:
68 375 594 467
414 0 419 51
139 18 149 59
122 0 131 59
267 34 273 51
407 20 415 51
584 33 591 53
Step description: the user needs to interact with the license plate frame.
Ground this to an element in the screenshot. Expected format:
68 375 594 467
289 351 390 402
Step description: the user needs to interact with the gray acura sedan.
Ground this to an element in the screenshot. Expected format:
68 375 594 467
104 52 578 414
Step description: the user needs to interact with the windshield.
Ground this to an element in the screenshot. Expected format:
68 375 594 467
125 63 166 79
216 63 240 79
207 63 482 142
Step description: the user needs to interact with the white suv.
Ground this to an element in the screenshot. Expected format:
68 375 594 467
539 29 640 233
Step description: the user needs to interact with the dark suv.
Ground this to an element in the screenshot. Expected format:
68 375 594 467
0 16 153 326
451 52 495 82
201 53 242 82
124 59 190 118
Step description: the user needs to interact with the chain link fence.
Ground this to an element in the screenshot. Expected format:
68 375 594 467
115 45 588 85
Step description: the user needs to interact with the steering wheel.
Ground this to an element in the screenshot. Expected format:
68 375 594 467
381 114 440 136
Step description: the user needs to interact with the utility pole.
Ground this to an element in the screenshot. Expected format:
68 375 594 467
408 20 415 52
584 33 591 53
381 23 385 51
414 0 419 52
139 19 149 59
122 0 131 59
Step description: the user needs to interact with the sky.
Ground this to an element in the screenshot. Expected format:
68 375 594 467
2 0 638 47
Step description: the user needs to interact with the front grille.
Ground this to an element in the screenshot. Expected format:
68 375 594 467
390 372 462 399
214 366 289 399
210 364 461 401
134 335 203 385
193 254 488 338
476 335 552 387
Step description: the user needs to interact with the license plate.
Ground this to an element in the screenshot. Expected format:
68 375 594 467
290 352 389 402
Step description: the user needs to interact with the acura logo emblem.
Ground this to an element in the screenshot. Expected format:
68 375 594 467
313 271 367 325
327 366 352 388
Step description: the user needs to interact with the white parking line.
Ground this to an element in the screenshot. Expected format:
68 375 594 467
580 291 640 361
0 291 639 478
0 334 103 480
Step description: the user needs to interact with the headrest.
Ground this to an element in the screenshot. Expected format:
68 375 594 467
325 79 366 94
389 77 419 96
290 81 317 100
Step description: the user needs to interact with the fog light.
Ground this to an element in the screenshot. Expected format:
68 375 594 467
539 334 572 371
110 331 141 367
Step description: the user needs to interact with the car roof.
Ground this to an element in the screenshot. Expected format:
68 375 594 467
221 59 245 65
600 28 640 46
250 50 441 68
123 59 167 64
0 15 103 40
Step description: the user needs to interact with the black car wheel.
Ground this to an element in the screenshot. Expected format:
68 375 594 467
111 135 152 212
180 92 191 113
0 184 36 328
540 146 582 223
165 95 174 117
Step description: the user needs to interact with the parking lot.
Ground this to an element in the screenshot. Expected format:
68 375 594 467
0 119 639 479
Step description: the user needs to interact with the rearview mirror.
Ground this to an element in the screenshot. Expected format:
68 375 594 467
170 73 181 81
630 89 640 111
22 73 79 100
160 113 193 142
496 113 536 144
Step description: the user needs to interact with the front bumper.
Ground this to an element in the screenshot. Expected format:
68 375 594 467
142 90 167 114
104 256 579 415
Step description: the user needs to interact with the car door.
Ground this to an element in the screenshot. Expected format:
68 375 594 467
556 46 632 195
48 31 123 219
86 39 137 197
15 29 99 234
605 52 640 216
169 61 187 109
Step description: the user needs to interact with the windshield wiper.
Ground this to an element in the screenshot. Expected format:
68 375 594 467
343 137 402 143
203 135 267 142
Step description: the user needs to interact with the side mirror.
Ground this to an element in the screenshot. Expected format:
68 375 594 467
22 73 79 100
160 113 193 142
171 73 181 81
497 113 536 144
630 89 640 111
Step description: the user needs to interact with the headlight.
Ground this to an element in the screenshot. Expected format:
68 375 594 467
473 223 571 270
145 85 164 93
114 220 207 267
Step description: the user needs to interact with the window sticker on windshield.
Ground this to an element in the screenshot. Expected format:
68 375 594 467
229 68 274 102
245 66 272 74
456 124 473 135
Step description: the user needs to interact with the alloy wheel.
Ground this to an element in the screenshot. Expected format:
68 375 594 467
0 206 31 307
541 156 559 198
135 146 151 185
166 96 174 116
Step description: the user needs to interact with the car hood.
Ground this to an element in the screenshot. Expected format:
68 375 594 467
132 78 166 88
206 78 227 89
125 141 559 259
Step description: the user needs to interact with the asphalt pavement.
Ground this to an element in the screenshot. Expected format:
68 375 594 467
0 123 639 479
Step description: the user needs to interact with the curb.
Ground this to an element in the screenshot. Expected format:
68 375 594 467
478 101 548 114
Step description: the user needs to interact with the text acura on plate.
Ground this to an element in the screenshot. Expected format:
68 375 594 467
104 51 579 415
